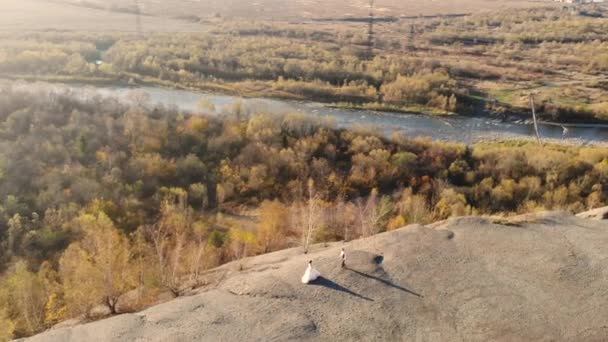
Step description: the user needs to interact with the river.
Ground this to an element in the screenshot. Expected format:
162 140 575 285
11 81 608 145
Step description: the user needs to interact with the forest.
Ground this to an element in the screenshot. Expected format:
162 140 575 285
0 83 607 339
1 7 607 122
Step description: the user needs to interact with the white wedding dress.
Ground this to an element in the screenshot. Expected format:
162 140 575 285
301 262 321 284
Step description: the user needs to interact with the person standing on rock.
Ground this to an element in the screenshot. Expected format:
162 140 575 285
301 260 321 284
340 248 346 268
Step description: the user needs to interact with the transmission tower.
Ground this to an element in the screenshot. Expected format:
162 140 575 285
366 0 375 60
407 24 415 51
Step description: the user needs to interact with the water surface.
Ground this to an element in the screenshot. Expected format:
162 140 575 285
13 82 608 144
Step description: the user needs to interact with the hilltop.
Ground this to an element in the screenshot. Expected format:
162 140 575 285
22 210 608 341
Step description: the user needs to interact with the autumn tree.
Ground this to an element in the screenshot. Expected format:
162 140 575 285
2 260 46 337
435 189 471 219
146 189 194 296
396 188 432 225
293 179 325 254
0 307 14 342
257 200 289 253
228 226 257 260
187 220 211 283
188 183 209 210
59 212 135 316
356 189 394 238
328 199 357 242
38 262 67 327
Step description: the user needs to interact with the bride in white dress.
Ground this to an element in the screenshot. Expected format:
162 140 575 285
301 260 321 284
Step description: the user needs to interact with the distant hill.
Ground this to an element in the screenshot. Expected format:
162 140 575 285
22 210 608 341
9 0 555 25
2 0 557 32
93 0 557 19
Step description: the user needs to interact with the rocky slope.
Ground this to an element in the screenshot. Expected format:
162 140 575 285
22 211 608 342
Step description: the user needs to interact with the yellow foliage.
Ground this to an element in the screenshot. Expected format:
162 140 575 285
5 261 47 336
0 308 14 342
229 226 257 259
185 116 209 135
436 189 471 219
60 213 135 317
257 200 289 253
387 215 406 231
246 114 281 143
95 150 108 163
44 293 67 326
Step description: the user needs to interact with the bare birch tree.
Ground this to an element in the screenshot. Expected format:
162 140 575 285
356 188 393 238
147 189 192 297
292 179 324 254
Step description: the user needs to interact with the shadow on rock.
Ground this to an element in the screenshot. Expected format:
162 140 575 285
309 276 374 301
347 268 423 298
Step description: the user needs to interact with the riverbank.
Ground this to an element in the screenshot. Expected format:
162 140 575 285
328 102 456 116
476 135 608 148
5 79 607 146
2 73 450 116
3 7 608 126
6 73 608 129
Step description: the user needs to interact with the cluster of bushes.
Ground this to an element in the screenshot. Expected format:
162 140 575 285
428 8 608 45
0 29 465 113
0 39 98 75
0 85 606 339
403 7 608 121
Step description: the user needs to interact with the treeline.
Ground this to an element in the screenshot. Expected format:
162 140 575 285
0 29 467 114
0 84 607 339
2 8 607 121
428 8 608 46
412 7 608 121
424 8 608 77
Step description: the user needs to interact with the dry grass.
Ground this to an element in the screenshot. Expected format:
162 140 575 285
0 0 206 32
1 0 557 32
116 0 555 19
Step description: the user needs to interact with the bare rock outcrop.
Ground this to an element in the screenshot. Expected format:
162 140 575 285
577 206 608 221
22 211 608 342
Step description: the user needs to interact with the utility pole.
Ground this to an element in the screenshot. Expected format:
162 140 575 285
407 24 415 51
366 0 375 60
529 94 542 145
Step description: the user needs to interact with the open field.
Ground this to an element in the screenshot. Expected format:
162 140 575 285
0 0 558 32
52 0 557 21
0 0 205 32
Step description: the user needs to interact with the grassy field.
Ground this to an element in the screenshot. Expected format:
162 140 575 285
1 0 557 31
0 0 206 32
52 0 556 21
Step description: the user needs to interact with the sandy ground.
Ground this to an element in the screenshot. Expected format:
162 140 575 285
22 210 608 341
